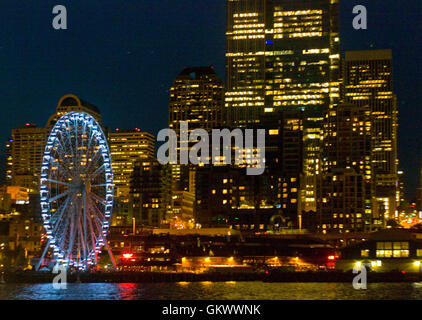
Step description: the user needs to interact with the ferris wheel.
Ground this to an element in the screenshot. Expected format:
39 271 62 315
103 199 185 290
37 112 115 271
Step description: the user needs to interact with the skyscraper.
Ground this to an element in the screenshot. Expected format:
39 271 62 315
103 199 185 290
109 129 155 198
226 0 340 226
169 66 225 188
169 66 226 135
130 158 172 227
226 0 340 126
417 159 422 212
317 103 373 233
10 124 47 194
168 66 225 223
300 111 324 214
317 168 367 234
343 49 399 221
109 129 155 226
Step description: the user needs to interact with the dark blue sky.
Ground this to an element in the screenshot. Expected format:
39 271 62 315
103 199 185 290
0 0 420 199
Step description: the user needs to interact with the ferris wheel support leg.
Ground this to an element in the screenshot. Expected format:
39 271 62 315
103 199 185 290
36 239 50 271
103 238 117 270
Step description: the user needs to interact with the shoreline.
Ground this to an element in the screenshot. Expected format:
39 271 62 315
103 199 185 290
2 270 422 284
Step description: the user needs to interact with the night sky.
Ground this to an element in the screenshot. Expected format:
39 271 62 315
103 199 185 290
0 0 420 199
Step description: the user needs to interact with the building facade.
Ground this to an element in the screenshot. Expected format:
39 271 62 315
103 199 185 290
109 129 155 198
169 66 226 135
168 66 225 222
130 158 172 227
10 124 47 194
317 103 373 233
343 50 399 221
226 0 340 126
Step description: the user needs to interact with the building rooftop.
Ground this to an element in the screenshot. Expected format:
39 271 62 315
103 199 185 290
345 49 393 61
177 66 217 80
59 94 101 115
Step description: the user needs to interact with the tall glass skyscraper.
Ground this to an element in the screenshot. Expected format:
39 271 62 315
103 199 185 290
168 67 225 225
343 49 399 222
226 0 340 126
168 66 225 191
226 0 340 227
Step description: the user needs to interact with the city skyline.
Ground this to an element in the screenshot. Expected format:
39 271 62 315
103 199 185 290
0 0 420 201
0 0 422 305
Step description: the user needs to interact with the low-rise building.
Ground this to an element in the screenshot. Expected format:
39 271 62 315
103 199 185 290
336 229 422 272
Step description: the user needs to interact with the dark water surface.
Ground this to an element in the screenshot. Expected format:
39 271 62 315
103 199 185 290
1 282 422 300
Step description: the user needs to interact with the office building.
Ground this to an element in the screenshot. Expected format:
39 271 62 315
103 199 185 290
226 0 340 126
317 103 373 233
109 129 155 198
169 66 226 134
343 49 399 221
168 66 225 224
317 168 367 233
169 66 225 191
130 158 172 227
9 124 47 194
299 111 324 214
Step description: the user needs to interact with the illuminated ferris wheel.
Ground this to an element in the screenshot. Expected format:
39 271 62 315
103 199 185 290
37 112 115 270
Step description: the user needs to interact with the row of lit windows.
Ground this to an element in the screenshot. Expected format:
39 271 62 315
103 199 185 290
274 32 322 39
274 10 323 17
233 13 259 18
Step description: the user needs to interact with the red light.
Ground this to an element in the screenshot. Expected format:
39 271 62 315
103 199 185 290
401 270 406 274
122 253 133 259
265 270 269 274
328 255 336 261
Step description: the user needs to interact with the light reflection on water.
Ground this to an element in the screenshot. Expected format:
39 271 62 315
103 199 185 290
1 282 422 300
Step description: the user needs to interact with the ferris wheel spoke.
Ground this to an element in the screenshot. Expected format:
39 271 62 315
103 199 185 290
86 145 103 171
77 217 87 265
74 118 79 154
89 193 107 206
63 122 76 163
49 191 71 203
55 212 72 250
83 190 89 267
85 129 95 160
66 204 78 261
91 184 107 189
74 193 86 264
54 137 72 168
87 195 106 221
52 193 75 233
50 159 74 180
90 164 106 181
92 215 105 238
47 179 70 187
81 119 87 151
88 192 104 220
55 195 74 246
87 211 98 263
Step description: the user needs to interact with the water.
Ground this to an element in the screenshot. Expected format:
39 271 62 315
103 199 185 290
1 282 422 300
